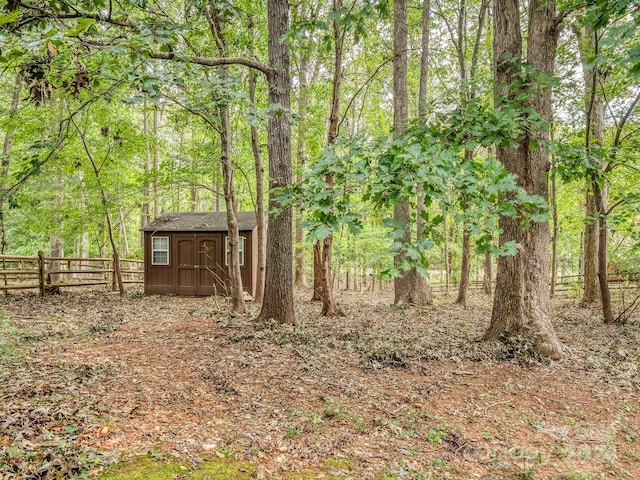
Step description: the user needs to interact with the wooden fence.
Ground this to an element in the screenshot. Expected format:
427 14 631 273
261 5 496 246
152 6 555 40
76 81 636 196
0 252 143 295
428 272 638 297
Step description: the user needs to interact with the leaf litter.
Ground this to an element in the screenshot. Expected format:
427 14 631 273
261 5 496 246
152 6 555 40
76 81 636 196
0 288 639 479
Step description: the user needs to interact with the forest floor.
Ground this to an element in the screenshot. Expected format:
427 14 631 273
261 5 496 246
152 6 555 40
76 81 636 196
1 287 639 480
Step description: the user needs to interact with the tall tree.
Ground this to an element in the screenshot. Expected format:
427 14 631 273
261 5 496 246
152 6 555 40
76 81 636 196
206 5 247 314
393 0 432 306
256 0 295 325
577 26 602 305
483 0 563 359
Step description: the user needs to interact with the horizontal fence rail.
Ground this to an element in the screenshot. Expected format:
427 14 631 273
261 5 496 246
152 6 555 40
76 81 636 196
0 252 143 295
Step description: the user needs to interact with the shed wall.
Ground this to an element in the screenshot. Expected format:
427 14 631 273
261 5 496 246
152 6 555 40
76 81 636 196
144 230 256 297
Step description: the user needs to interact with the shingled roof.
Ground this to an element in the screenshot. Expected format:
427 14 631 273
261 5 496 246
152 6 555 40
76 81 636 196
141 212 258 232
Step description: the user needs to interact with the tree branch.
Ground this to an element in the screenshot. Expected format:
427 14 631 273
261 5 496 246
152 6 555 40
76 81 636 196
147 52 274 78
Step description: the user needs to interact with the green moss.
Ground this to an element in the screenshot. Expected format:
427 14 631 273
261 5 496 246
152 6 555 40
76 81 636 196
97 455 188 480
97 454 256 480
191 458 256 479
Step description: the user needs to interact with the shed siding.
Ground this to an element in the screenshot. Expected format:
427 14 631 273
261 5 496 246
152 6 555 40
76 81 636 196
144 228 257 297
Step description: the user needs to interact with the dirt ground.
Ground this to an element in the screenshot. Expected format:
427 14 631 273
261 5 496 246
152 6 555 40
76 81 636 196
1 287 639 479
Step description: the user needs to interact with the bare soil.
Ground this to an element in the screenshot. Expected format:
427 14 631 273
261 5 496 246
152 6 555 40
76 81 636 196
1 288 639 479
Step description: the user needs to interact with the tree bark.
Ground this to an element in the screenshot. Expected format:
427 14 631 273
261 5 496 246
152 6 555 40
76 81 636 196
206 7 247 313
550 160 559 297
0 71 22 254
594 182 614 323
248 64 266 305
72 117 124 295
484 0 562 360
393 0 432 306
455 0 488 305
443 219 451 294
482 248 492 295
153 105 161 218
578 28 603 305
318 0 345 317
418 0 431 118
256 0 295 325
219 105 247 313
294 55 310 290
456 229 471 306
311 241 322 300
581 184 600 303
416 0 431 289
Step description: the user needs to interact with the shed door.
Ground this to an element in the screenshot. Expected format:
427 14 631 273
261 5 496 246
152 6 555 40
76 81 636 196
175 235 197 295
196 235 225 296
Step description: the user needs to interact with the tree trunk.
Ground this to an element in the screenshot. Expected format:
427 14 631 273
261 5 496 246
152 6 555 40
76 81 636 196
248 64 266 305
318 0 345 317
72 116 124 295
393 0 432 306
443 218 450 294
219 105 247 313
141 96 152 235
594 182 614 323
294 57 310 290
483 248 492 295
578 28 604 305
119 208 130 256
0 71 22 254
418 0 431 118
484 0 562 360
205 7 247 312
416 0 432 291
153 105 161 218
550 158 558 298
256 0 295 325
456 230 471 306
311 240 322 300
581 185 600 303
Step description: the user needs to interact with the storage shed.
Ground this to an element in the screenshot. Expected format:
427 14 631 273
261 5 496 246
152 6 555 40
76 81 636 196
142 212 258 297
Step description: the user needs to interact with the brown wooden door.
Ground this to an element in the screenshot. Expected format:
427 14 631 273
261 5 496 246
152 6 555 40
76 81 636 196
175 234 196 295
196 235 225 296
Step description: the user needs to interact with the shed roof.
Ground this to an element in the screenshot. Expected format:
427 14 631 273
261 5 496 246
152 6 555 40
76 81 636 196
142 212 258 233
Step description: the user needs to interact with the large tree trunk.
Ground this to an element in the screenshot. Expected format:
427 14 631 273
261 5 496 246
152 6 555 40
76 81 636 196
393 0 432 306
484 0 562 360
256 0 295 325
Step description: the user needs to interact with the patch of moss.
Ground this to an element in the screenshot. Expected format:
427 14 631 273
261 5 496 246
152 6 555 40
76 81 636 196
96 454 256 480
97 455 188 479
191 458 256 479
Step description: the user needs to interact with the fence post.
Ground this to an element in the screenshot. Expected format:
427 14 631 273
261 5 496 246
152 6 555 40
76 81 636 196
38 250 45 296
111 254 117 292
